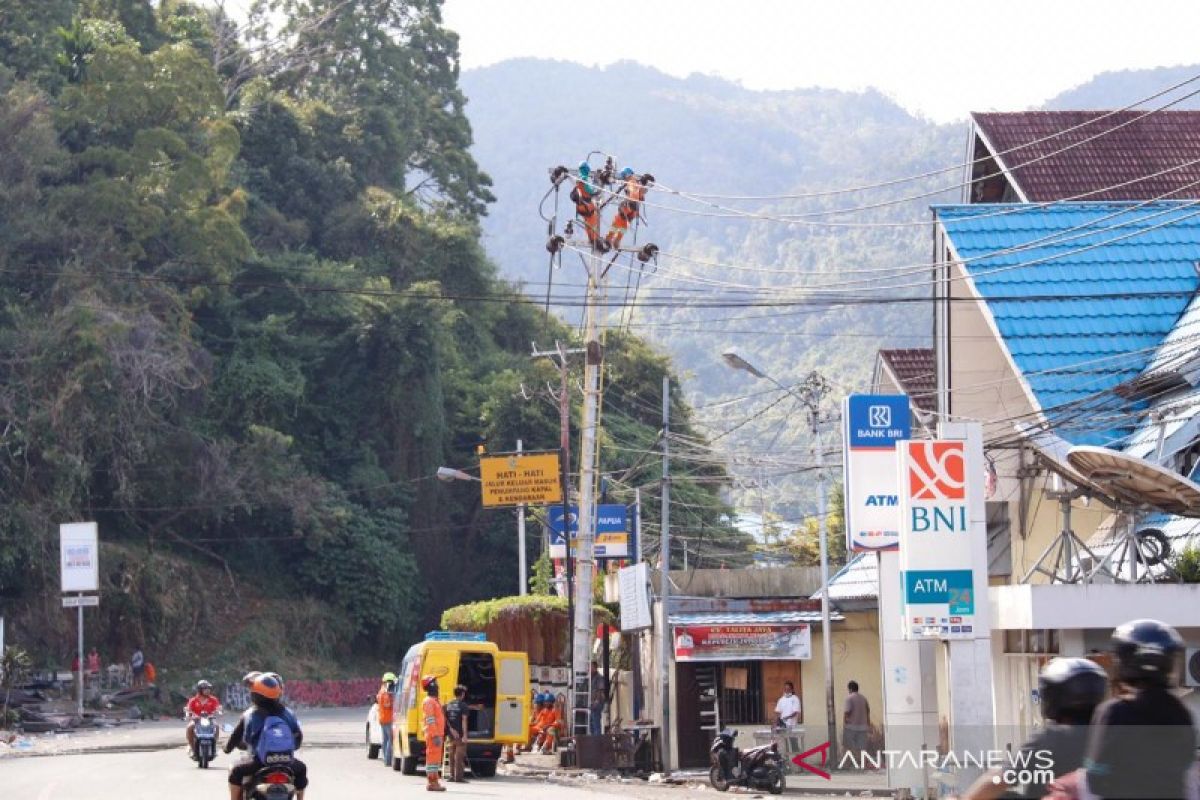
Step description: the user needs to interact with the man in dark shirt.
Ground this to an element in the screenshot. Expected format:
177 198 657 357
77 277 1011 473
1084 619 1197 800
443 684 470 783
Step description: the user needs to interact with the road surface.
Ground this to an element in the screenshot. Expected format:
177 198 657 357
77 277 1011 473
0 709 881 798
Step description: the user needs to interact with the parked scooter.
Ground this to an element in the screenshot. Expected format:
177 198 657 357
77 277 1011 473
193 712 219 768
708 728 785 794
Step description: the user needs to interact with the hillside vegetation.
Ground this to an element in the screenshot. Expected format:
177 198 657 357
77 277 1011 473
0 1 746 672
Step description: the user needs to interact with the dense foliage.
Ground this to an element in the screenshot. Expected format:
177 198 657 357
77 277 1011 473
0 0 745 669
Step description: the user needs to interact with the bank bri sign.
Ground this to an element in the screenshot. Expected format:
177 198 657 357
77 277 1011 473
842 395 911 552
897 438 985 640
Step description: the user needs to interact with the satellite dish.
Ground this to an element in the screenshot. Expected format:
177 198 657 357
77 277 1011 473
1014 423 1114 502
1067 446 1200 517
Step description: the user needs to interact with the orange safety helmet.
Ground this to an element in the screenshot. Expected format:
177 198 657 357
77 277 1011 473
251 674 284 701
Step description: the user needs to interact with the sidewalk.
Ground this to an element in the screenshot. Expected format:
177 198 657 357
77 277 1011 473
502 752 892 796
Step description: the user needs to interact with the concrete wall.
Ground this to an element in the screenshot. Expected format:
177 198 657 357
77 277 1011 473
797 610 883 750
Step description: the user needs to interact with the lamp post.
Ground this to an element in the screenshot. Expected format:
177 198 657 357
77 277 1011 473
721 350 837 764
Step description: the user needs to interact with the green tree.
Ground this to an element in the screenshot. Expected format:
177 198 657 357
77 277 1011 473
784 483 848 568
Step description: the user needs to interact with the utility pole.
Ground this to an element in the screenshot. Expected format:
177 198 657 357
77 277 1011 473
543 156 657 738
532 341 585 716
571 249 604 736
659 374 672 773
796 371 836 766
517 439 527 595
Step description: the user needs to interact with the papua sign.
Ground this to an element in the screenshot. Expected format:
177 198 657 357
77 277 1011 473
673 624 811 661
479 452 562 507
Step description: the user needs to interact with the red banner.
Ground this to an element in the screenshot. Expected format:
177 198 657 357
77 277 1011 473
673 624 811 661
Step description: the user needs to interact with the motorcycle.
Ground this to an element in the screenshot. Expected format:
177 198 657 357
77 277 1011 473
708 728 785 794
192 712 219 768
246 763 297 800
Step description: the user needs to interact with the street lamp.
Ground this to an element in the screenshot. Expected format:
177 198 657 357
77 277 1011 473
437 462 531 597
436 466 480 483
722 350 838 765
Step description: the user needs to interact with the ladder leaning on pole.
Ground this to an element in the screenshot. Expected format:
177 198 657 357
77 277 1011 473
571 669 591 737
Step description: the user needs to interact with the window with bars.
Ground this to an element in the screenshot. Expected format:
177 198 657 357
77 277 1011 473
719 661 764 724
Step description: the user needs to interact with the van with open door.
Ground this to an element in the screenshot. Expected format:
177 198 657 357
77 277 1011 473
390 632 530 778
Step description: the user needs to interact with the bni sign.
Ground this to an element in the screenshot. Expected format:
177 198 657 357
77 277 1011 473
897 440 979 640
842 395 910 552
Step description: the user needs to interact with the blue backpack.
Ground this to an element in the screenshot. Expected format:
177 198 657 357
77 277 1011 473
254 714 297 765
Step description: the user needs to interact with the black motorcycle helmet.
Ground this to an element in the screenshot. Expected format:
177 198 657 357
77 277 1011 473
1112 618 1184 688
1039 657 1108 723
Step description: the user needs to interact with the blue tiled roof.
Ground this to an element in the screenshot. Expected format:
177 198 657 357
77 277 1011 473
936 202 1200 444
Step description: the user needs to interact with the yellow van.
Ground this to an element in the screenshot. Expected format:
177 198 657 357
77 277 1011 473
390 632 530 778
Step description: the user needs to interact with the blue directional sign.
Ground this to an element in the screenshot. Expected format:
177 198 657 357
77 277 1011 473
548 504 628 541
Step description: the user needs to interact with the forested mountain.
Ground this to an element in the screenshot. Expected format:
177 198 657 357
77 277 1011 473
461 59 961 517
0 1 747 672
1045 64 1200 110
460 59 1200 518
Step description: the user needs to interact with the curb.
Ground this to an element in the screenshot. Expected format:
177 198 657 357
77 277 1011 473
500 763 894 796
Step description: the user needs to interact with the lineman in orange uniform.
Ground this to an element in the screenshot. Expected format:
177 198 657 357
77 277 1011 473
533 694 563 754
421 676 447 792
605 168 654 250
571 161 606 252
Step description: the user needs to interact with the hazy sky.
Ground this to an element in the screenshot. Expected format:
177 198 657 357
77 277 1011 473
441 0 1200 123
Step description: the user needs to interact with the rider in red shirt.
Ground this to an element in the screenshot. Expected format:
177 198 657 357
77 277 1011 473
185 680 223 758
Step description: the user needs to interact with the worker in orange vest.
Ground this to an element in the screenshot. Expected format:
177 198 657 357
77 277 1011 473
605 169 654 250
377 672 397 767
571 161 607 252
421 676 446 792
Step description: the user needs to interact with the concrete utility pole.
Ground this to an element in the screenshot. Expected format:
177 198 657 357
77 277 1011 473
722 352 836 762
532 340 585 719
517 439 527 595
660 374 672 773
571 247 604 735
795 371 836 765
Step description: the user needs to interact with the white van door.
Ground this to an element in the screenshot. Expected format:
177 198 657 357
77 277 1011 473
494 652 529 744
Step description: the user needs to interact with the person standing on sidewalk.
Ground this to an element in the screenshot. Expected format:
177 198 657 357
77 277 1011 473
443 685 470 783
588 663 608 736
842 680 872 767
377 672 397 767
421 676 447 792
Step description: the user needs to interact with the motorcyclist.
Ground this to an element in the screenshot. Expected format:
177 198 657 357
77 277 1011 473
185 679 223 759
1077 619 1197 799
963 657 1108 799
224 673 307 800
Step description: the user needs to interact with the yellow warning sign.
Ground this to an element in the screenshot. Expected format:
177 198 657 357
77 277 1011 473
480 453 562 507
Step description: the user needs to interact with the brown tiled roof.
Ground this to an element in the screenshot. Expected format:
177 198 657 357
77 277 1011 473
879 349 935 412
972 111 1200 202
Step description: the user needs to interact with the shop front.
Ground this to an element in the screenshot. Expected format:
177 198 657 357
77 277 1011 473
668 608 834 768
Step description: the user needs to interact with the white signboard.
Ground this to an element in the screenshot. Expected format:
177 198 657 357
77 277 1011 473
60 522 99 593
897 440 981 640
843 395 911 552
62 595 100 608
618 563 652 631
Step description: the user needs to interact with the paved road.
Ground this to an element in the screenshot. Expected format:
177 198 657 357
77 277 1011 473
0 709 879 798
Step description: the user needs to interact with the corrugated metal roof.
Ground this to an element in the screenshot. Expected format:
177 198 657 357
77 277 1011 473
937 202 1200 445
879 349 936 412
1086 511 1200 581
813 553 879 602
668 610 843 625
972 111 1200 202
